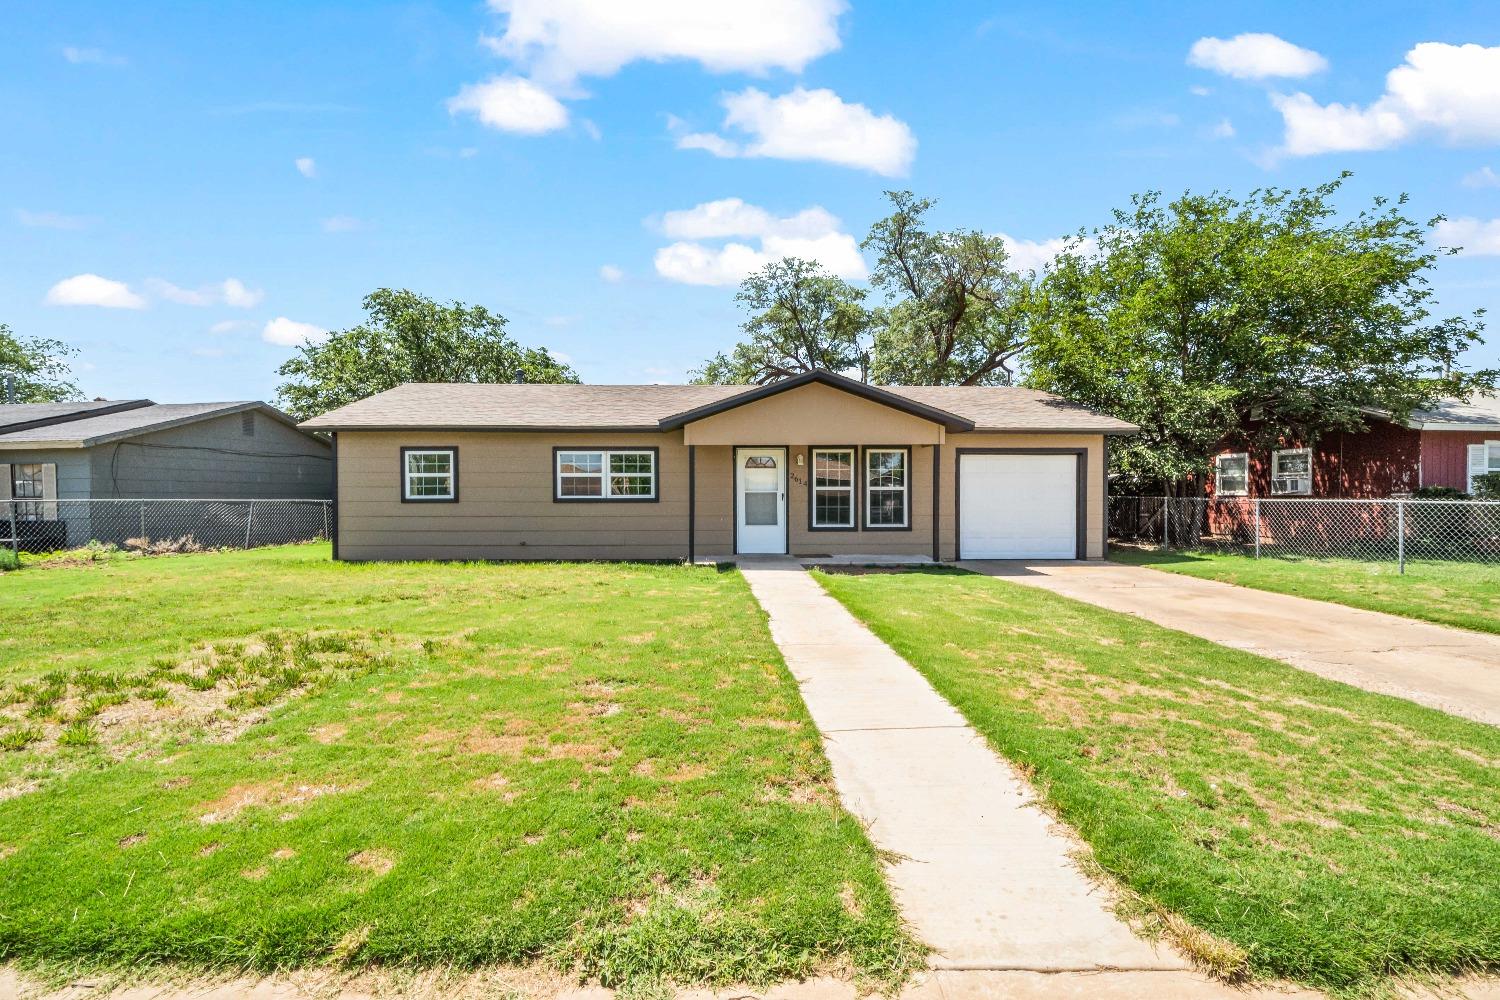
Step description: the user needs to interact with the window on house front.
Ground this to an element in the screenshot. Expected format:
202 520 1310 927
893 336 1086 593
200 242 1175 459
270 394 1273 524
11 463 45 521
1469 441 1500 493
1215 452 1249 496
555 449 657 500
864 448 908 528
811 448 855 528
1271 448 1313 495
402 448 456 501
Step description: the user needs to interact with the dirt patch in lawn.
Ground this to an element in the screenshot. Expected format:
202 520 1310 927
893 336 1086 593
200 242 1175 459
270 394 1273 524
0 630 400 785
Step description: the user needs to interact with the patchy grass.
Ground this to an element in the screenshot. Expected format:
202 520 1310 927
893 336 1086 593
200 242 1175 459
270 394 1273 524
0 544 920 990
1112 547 1500 636
814 567 1500 996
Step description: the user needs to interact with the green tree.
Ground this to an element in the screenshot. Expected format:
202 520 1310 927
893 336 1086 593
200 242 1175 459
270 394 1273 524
0 324 80 402
275 288 577 420
863 191 1037 386
693 258 873 384
1025 174 1496 492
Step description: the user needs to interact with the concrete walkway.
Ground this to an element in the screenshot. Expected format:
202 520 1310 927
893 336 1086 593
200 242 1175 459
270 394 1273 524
964 560 1500 726
738 558 1188 973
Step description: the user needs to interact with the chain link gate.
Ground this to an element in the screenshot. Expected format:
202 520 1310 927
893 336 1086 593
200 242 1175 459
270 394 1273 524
1109 496 1500 570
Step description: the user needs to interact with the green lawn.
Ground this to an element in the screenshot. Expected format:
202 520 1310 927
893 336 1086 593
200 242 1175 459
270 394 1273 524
1112 547 1500 636
0 545 920 989
814 567 1500 996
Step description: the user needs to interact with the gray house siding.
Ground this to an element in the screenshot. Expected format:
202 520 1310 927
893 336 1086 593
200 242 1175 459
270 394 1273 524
89 411 332 499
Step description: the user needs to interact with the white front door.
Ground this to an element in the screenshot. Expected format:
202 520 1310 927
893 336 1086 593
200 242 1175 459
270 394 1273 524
735 447 787 554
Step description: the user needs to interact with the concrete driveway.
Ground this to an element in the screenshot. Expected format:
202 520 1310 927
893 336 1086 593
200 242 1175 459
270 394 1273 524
963 560 1500 726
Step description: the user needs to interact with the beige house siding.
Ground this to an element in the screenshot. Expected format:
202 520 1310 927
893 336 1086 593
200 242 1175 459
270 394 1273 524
682 382 946 446
336 430 692 561
334 427 1109 563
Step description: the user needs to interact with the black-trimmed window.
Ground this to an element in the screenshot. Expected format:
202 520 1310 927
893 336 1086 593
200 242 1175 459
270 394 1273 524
555 449 658 501
402 448 457 501
864 448 909 528
811 448 856 528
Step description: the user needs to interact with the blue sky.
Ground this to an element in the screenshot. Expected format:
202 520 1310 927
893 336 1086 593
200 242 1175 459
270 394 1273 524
6 1 1500 404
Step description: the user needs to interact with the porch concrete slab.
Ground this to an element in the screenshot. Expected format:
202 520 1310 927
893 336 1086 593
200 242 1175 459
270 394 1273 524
963 560 1500 726
739 559 1187 972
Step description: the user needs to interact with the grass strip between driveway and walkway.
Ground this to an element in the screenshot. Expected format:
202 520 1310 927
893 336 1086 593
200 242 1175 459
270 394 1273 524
813 566 1500 996
0 544 922 990
1111 547 1500 636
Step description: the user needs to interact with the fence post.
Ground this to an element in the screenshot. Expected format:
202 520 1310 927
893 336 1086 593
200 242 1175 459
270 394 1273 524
1162 497 1171 549
1396 500 1406 575
7 500 17 560
322 502 329 541
1253 499 1261 559
139 501 146 542
244 502 255 549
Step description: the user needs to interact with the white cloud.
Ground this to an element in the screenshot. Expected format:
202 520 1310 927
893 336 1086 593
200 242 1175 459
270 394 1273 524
481 0 844 88
44 274 146 309
62 46 126 66
1463 165 1500 188
579 118 602 141
145 278 264 308
447 75 569 134
321 215 363 233
209 319 255 335
17 209 94 230
1433 217 1500 255
295 157 317 178
675 86 916 176
1189 84 1213 97
263 317 329 347
1209 118 1236 139
652 197 865 286
999 234 1098 273
1272 43 1500 156
1188 33 1327 80
599 264 624 283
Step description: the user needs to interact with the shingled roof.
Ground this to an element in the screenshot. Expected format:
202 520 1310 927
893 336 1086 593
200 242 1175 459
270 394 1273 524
300 370 1137 434
0 401 321 448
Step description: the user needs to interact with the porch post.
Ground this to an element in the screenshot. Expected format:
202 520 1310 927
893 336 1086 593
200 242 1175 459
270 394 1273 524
931 444 941 562
687 444 696 564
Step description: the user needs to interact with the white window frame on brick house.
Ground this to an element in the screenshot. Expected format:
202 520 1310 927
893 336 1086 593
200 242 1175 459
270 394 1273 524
1271 447 1313 495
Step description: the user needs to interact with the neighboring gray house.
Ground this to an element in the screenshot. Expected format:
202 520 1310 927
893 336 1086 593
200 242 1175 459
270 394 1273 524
1 399 331 549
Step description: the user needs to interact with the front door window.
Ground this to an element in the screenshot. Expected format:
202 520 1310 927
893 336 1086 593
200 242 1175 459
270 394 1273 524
736 449 786 554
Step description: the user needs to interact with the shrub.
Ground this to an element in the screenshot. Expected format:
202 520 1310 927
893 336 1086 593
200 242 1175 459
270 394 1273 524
1473 471 1500 501
1411 485 1469 500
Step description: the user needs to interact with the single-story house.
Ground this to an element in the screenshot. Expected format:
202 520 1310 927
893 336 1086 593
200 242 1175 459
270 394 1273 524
300 369 1137 563
1 399 332 549
1204 395 1500 500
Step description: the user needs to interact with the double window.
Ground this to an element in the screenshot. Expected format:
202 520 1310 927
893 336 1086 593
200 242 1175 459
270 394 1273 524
554 449 658 501
809 447 910 529
1215 452 1249 497
401 448 457 502
865 448 909 528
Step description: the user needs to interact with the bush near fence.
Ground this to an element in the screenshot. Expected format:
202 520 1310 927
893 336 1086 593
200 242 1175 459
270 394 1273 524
2 499 333 557
1110 496 1500 566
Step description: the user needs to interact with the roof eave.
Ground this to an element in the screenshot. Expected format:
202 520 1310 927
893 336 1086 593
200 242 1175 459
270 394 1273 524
656 369 976 432
300 423 667 433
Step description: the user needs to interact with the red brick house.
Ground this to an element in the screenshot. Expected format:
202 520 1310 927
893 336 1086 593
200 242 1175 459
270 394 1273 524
1205 395 1500 500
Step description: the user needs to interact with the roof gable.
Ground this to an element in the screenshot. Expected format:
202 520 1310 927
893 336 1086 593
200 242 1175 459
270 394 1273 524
661 370 974 431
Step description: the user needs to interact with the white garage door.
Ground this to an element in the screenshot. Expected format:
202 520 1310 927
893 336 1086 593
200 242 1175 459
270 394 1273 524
959 453 1079 559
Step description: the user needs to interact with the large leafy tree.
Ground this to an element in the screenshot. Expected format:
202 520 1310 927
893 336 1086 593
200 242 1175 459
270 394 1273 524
276 288 577 420
1025 174 1496 491
693 258 872 384
0 324 80 402
863 191 1037 386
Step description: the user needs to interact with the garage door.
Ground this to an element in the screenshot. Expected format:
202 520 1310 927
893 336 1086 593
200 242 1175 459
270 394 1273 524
958 453 1080 559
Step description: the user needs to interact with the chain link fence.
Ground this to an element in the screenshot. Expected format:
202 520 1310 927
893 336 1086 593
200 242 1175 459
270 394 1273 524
1110 496 1500 570
2 499 333 559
